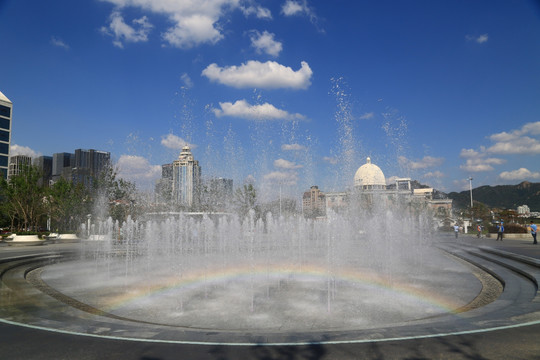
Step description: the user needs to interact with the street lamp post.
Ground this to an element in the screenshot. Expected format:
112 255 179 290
468 177 474 209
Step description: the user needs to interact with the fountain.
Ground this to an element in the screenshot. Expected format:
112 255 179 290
38 196 479 335
1 84 538 356
34 80 481 338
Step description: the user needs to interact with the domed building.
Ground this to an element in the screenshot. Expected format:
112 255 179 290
354 157 387 191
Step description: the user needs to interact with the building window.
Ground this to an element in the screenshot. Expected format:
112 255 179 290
0 142 7 154
0 131 8 143
0 155 8 167
0 105 10 118
0 119 9 132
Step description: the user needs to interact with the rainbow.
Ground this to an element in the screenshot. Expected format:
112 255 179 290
97 262 466 318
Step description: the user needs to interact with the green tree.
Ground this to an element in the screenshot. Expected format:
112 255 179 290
0 165 47 231
47 178 90 232
0 176 17 229
92 164 137 223
234 184 258 220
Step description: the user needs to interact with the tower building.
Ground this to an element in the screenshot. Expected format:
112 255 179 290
51 149 110 185
52 152 74 183
0 91 12 179
303 185 326 218
7 155 31 180
34 155 53 186
172 146 201 208
72 149 111 186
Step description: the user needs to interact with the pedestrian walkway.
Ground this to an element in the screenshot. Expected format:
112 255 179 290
457 233 540 260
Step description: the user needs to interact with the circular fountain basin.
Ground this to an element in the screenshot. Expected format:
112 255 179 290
40 248 481 333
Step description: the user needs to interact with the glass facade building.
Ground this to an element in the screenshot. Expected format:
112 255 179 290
52 149 110 186
72 149 111 186
52 152 74 182
0 91 12 179
34 155 53 186
172 146 201 208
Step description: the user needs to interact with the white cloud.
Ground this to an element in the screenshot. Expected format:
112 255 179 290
281 0 305 16
281 0 322 31
160 134 196 150
358 112 374 120
263 170 298 185
398 155 444 169
274 158 302 169
486 121 540 155
466 34 488 44
100 0 244 48
459 148 482 158
460 162 494 172
323 156 338 165
459 122 540 175
116 155 162 188
521 121 540 135
162 13 223 48
423 170 445 178
487 137 540 154
282 143 306 151
202 60 312 89
9 144 42 158
249 30 282 57
458 126 525 172
213 99 306 121
499 168 540 181
50 36 69 50
460 157 506 172
241 5 272 19
100 11 153 48
180 73 193 89
489 131 518 143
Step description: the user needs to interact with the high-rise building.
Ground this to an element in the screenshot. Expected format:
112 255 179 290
0 90 12 179
52 149 110 185
7 155 31 180
52 152 74 183
172 146 201 208
155 163 173 203
72 149 111 186
303 185 326 218
162 163 173 180
34 155 53 186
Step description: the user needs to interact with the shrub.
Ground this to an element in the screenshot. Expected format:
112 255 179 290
488 223 528 234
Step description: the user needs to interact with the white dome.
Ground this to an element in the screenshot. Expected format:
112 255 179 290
354 157 386 189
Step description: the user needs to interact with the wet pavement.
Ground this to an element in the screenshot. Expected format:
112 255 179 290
0 235 539 359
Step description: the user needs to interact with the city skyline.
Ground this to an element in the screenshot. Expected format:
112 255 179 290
1 1 540 198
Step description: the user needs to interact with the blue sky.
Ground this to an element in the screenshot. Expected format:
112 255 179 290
1 0 540 199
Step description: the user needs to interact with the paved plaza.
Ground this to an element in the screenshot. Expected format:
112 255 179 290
0 234 539 359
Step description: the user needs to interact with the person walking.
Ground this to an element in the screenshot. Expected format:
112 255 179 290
496 221 504 241
531 221 537 245
454 224 459 239
477 224 482 238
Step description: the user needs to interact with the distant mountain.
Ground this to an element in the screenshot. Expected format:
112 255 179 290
447 181 540 211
